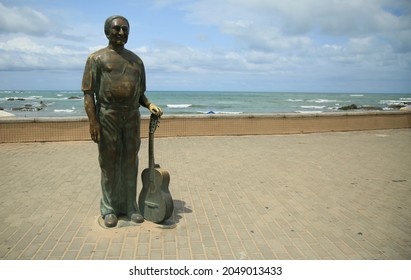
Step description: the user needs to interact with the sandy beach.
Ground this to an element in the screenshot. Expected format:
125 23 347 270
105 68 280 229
0 110 15 117
0 128 410 260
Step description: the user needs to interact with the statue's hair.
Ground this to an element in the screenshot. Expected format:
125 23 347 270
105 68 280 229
104 15 129 35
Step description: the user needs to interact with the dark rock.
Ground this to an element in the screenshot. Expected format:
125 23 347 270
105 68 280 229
68 96 82 100
338 104 383 111
339 104 358 110
388 104 405 109
12 104 43 111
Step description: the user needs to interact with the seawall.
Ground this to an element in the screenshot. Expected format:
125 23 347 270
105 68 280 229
1 111 410 143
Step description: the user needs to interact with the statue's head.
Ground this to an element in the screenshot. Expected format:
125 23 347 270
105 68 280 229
104 15 130 47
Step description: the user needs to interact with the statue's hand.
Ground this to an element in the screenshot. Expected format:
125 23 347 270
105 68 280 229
89 121 101 143
148 103 163 117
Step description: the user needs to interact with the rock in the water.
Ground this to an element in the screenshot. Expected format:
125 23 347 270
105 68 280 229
339 104 358 110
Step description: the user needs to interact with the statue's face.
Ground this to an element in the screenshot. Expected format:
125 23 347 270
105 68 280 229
107 18 129 47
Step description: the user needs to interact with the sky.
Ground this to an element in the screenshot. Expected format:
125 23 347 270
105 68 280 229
0 0 410 93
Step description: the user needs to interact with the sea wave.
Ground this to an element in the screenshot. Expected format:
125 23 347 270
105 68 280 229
2 90 411 117
308 99 339 103
54 108 76 113
380 99 411 105
286 99 304 102
167 104 192 109
300 105 326 109
2 96 73 101
2 96 27 101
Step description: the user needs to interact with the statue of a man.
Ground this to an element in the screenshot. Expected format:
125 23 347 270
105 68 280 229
82 15 162 228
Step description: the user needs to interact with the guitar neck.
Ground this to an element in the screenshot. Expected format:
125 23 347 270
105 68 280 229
148 114 158 181
149 131 155 175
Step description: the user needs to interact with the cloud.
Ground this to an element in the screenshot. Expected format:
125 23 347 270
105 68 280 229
182 0 411 52
135 42 298 79
0 2 50 36
137 0 410 76
173 0 411 86
235 0 403 36
0 0 410 92
0 2 101 72
0 37 87 70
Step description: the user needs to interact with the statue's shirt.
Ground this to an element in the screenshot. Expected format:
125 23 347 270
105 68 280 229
82 47 146 108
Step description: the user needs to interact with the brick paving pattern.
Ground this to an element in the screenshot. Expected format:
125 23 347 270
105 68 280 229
0 129 410 260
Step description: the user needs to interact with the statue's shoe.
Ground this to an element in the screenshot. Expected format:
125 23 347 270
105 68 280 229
104 214 118 227
130 212 144 223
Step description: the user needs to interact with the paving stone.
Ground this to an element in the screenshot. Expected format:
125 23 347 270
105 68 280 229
1 129 410 260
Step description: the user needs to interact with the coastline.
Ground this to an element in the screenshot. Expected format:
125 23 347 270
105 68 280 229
1 111 410 143
2 90 411 117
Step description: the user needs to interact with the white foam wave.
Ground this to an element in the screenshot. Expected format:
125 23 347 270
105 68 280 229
380 99 411 105
327 106 339 110
309 99 338 103
286 99 304 102
4 96 26 100
350 94 364 97
300 105 326 109
167 104 192 109
54 109 75 113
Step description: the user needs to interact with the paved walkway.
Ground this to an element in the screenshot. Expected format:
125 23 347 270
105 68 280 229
0 129 410 260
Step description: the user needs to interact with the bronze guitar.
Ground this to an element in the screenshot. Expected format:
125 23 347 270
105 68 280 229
139 114 173 223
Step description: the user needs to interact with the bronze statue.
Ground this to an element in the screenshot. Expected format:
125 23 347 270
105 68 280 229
82 15 162 228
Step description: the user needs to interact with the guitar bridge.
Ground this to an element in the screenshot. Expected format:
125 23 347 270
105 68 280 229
145 201 159 208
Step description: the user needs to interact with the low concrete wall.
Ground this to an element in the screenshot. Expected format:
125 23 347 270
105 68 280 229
1 111 410 143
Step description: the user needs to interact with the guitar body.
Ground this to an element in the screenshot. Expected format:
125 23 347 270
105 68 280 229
138 114 173 224
139 164 173 223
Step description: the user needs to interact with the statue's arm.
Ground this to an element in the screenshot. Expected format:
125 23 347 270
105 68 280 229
139 93 151 109
139 93 163 116
84 91 100 143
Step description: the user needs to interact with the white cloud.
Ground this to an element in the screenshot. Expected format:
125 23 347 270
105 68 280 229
0 37 87 70
136 0 410 79
236 0 409 35
135 43 297 77
0 2 50 35
0 2 97 72
0 0 410 92
176 0 411 88
182 0 411 52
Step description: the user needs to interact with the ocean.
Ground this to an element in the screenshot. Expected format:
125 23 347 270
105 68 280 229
1 90 410 118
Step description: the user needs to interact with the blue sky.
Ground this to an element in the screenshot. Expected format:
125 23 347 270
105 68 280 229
0 0 410 93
